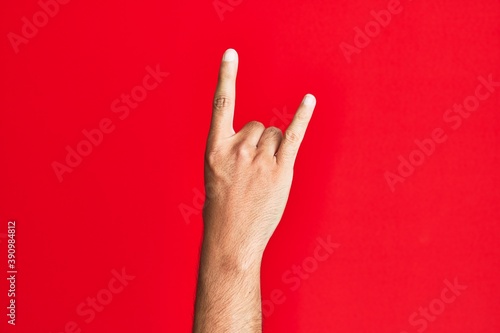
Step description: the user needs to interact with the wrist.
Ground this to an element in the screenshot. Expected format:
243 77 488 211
200 229 264 275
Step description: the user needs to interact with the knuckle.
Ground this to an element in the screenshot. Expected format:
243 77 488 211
246 121 265 131
234 143 253 160
296 109 309 121
255 158 270 172
266 126 283 137
284 129 300 144
213 96 232 110
253 154 274 173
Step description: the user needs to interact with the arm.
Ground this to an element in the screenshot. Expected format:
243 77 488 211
193 48 316 333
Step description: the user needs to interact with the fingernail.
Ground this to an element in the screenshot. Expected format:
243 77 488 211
303 94 316 106
223 49 237 62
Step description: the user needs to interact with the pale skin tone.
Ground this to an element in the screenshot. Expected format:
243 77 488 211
193 48 316 333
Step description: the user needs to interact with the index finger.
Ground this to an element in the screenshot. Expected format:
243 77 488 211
208 48 238 143
276 94 316 166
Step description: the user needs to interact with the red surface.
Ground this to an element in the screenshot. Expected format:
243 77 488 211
1 0 499 332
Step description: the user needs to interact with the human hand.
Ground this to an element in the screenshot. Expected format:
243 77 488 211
202 48 316 267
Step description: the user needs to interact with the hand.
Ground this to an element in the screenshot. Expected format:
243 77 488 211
202 48 316 265
194 48 315 332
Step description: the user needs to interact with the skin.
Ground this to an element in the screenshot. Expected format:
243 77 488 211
193 48 316 333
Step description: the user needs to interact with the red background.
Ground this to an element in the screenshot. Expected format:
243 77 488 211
1 0 499 332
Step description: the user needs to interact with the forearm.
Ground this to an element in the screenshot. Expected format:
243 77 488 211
193 230 264 333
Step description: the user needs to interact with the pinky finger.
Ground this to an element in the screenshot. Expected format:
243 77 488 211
276 94 316 167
